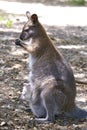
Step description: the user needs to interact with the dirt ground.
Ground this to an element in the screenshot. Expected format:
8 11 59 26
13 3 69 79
0 6 87 130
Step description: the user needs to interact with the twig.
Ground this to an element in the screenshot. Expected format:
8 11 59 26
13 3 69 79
75 80 87 85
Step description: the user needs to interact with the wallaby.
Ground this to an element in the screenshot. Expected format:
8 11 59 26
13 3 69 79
15 12 87 123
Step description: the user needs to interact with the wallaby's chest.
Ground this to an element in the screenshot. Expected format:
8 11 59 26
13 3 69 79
29 54 37 70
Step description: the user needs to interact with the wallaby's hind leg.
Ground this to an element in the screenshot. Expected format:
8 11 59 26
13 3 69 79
35 94 55 123
36 88 61 123
30 100 46 118
35 88 66 123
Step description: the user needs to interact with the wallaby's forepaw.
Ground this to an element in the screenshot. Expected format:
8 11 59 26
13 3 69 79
15 39 23 47
15 39 21 45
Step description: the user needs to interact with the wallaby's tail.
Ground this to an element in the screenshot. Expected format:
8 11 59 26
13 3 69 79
65 107 87 119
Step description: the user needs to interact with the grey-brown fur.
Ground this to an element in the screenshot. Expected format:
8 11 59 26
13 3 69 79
15 12 87 123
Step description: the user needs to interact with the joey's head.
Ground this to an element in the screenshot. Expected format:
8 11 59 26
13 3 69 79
21 85 30 101
15 11 40 47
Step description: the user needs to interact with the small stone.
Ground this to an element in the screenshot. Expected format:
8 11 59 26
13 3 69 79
7 120 13 125
0 121 7 126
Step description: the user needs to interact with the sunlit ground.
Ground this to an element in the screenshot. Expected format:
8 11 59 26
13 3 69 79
0 0 87 26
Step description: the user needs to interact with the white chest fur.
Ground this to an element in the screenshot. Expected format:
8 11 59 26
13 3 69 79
29 53 37 88
28 38 38 89
27 38 37 69
29 54 36 69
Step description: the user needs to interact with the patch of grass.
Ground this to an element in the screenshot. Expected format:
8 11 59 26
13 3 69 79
6 19 13 28
71 0 85 5
0 16 5 21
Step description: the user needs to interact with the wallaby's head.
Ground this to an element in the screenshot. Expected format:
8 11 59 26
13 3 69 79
15 11 48 48
15 12 41 47
15 11 50 54
20 11 39 41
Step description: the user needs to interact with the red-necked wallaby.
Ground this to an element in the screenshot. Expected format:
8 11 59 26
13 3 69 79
15 12 87 123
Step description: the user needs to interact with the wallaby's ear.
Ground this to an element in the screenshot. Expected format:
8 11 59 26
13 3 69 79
31 14 38 24
26 11 30 19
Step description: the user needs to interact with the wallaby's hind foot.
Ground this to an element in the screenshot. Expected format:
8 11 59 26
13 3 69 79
35 116 55 124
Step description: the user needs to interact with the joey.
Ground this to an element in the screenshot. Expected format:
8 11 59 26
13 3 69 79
15 12 87 123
